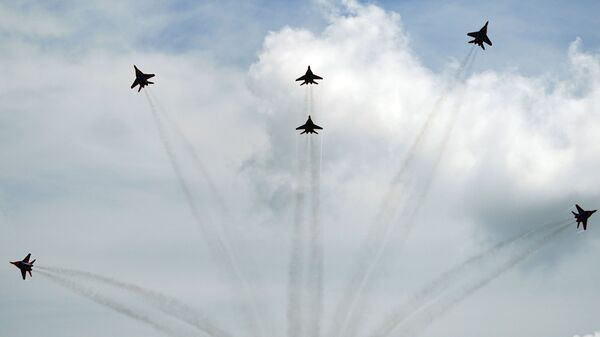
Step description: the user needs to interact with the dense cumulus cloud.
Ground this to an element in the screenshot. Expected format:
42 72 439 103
1 1 599 337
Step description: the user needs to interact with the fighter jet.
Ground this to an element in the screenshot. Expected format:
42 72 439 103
131 65 155 92
572 204 597 230
467 21 492 50
10 253 35 280
296 115 323 134
296 66 323 85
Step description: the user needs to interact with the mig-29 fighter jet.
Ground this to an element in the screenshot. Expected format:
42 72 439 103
467 21 492 50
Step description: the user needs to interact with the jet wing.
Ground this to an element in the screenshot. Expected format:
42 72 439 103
21 269 26 280
296 124 307 130
23 254 31 263
131 79 140 89
583 219 588 230
313 74 323 80
296 75 307 82
314 124 323 130
467 32 478 38
483 35 492 46
144 73 155 80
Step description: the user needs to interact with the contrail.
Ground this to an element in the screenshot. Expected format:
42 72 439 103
319 133 324 177
143 91 264 337
462 48 478 78
369 218 572 337
38 270 182 337
288 137 310 337
37 266 232 337
144 91 202 229
309 85 314 118
305 135 324 337
147 88 230 214
332 46 478 337
390 221 571 337
146 91 263 333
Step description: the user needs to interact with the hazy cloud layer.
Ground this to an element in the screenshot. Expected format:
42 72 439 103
1 1 599 337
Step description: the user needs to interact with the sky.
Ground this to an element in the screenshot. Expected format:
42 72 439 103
1 1 600 337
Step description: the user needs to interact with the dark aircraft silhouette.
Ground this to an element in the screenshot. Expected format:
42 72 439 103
296 66 323 85
572 204 596 230
10 253 35 280
467 21 492 50
296 115 323 134
131 65 155 92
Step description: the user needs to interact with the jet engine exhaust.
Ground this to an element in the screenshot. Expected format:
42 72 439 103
143 91 264 337
306 134 324 337
147 88 230 214
288 137 310 337
369 219 573 337
38 270 182 337
331 45 478 337
37 266 232 337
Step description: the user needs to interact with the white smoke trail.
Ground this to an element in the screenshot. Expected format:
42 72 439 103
147 89 267 336
309 85 314 118
319 133 324 177
305 135 324 337
288 137 310 337
391 221 571 337
37 266 232 337
354 53 485 335
332 46 478 337
369 218 572 337
143 91 203 228
143 91 263 337
38 270 183 337
147 88 230 213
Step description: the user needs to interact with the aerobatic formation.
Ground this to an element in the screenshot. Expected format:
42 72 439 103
295 65 324 134
7 15 599 337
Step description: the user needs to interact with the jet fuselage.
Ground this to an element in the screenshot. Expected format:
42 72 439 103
10 261 32 271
